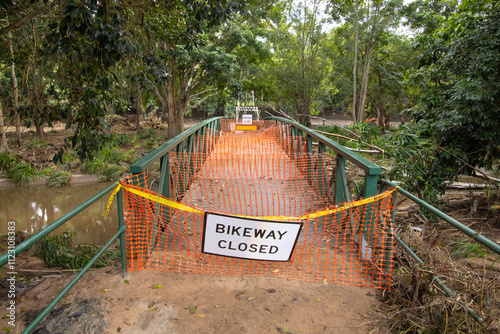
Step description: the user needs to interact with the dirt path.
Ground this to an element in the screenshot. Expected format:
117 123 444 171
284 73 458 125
3 266 385 334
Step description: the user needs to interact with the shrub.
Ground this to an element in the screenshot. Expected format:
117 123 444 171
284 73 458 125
83 157 106 174
0 151 17 170
9 162 37 184
47 170 71 187
34 229 119 269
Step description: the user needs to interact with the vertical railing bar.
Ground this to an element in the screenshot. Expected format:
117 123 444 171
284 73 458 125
116 188 127 278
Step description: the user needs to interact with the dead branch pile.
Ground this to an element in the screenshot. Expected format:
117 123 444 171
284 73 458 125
378 198 500 333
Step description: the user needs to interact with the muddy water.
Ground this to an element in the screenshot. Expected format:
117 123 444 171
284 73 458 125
0 182 118 245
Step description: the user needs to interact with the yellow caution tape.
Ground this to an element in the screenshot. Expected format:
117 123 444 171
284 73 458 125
103 182 204 216
104 181 397 222
101 183 122 216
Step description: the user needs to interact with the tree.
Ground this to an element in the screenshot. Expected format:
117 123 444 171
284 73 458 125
407 0 500 172
0 101 7 152
132 0 270 138
267 0 334 127
366 33 413 130
328 0 404 123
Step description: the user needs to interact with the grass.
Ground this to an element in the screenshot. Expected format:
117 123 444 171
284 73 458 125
136 128 156 140
8 162 37 184
450 239 488 259
25 137 51 149
0 151 17 170
102 164 126 181
47 170 72 187
83 157 106 174
33 229 120 269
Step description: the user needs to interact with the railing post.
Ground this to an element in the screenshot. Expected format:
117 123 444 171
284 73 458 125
334 154 350 204
158 155 171 198
305 134 313 186
116 188 127 278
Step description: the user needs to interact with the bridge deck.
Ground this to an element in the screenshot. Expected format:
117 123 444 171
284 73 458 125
139 131 383 286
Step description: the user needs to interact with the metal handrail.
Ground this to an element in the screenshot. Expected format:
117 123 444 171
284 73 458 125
382 180 500 256
0 182 125 333
267 117 381 201
0 183 121 267
383 179 500 326
22 225 126 333
130 117 225 174
268 117 381 174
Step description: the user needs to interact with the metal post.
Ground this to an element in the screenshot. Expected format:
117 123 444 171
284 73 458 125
384 180 500 256
334 154 349 204
116 189 127 278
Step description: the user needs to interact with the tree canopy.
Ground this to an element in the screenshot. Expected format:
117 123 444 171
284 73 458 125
0 0 498 187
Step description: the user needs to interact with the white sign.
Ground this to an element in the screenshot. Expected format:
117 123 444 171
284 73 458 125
202 213 302 262
241 114 253 124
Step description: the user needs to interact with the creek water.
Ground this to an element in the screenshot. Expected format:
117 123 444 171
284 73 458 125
1 182 118 245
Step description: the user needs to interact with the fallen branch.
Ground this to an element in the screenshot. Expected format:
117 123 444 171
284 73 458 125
314 128 385 154
438 145 500 187
295 113 361 139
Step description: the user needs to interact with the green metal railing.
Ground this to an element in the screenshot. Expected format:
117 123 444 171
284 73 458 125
381 180 500 326
267 117 383 260
268 117 381 201
0 183 126 333
130 117 224 196
7 116 495 331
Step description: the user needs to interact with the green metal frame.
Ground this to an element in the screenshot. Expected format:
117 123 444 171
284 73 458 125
382 180 500 256
130 117 225 175
129 117 224 255
382 180 500 326
0 183 125 334
268 117 381 200
268 117 382 259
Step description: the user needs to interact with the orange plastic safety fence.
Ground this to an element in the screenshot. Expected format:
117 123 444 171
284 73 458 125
120 125 395 288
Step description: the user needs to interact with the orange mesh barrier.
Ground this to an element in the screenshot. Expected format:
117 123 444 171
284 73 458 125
119 125 395 288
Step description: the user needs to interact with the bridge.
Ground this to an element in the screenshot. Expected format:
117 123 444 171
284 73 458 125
118 117 395 288
2 116 499 333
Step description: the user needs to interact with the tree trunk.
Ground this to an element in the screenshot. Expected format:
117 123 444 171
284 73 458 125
377 70 386 133
352 0 359 123
0 101 8 152
297 103 311 128
177 108 184 134
32 65 44 138
134 82 144 133
8 33 22 147
357 41 374 122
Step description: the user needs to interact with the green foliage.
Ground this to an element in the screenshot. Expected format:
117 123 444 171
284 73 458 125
136 128 156 140
97 144 128 164
102 165 126 181
34 230 119 269
381 125 448 206
83 158 106 174
347 121 381 141
450 239 487 259
47 170 71 188
40 166 57 176
407 0 500 173
0 151 16 170
25 138 51 149
8 162 37 184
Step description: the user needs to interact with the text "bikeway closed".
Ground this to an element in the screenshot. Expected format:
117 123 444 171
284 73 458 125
202 213 302 262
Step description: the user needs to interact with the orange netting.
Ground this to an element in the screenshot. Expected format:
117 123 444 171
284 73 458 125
119 124 396 288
